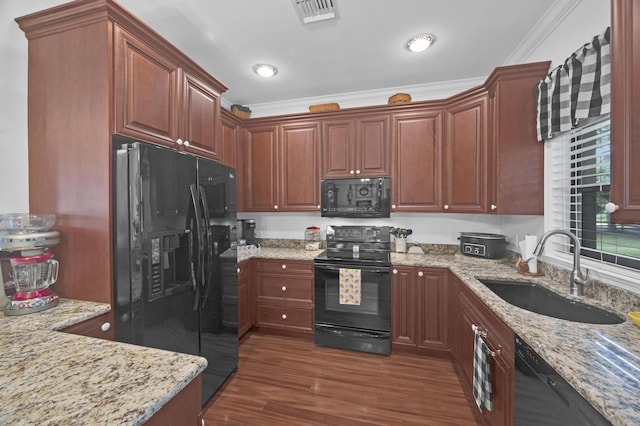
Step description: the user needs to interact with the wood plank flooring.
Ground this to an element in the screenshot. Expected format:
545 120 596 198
203 333 480 425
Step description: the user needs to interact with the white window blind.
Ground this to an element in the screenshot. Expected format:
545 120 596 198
548 117 640 282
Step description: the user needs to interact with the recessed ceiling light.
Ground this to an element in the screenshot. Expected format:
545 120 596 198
406 34 434 53
253 64 278 78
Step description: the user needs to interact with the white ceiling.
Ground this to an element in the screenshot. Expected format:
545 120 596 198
8 0 563 108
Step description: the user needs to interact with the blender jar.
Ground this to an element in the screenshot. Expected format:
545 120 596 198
10 253 59 296
305 226 321 251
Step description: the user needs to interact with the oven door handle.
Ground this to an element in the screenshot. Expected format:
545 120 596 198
315 264 390 274
315 324 389 339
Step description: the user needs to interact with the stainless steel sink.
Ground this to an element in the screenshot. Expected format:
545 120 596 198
478 279 624 324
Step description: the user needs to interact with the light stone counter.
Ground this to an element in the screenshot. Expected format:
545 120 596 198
0 299 207 425
249 246 640 426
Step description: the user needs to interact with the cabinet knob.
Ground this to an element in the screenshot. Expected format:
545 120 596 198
444 204 449 210
237 268 240 273
317 205 320 209
350 170 355 175
417 271 424 277
281 313 287 320
605 202 619 213
176 138 184 146
392 269 398 274
274 204 279 210
101 322 111 332
355 169 361 175
391 204 397 209
183 140 190 147
281 264 287 270
491 204 497 211
282 286 287 292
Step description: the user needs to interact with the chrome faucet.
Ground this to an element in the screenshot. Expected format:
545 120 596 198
531 229 589 296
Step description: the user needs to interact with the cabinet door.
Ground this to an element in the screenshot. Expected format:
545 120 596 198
322 119 355 177
391 266 419 347
279 122 321 211
444 94 488 213
611 0 640 224
221 115 238 168
114 25 179 146
486 63 549 215
238 261 252 339
392 110 443 212
416 269 448 350
244 125 279 211
181 72 221 160
356 115 391 177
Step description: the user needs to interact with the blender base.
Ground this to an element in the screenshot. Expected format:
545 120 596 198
4 290 59 316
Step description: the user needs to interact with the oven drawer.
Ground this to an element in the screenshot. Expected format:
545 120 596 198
258 275 313 304
257 259 314 275
257 304 313 331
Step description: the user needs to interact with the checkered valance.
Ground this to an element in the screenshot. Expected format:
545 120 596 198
536 27 611 141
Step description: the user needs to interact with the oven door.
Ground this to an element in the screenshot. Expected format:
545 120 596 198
314 261 390 332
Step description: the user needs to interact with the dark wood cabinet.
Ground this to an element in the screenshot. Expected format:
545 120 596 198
61 312 115 340
455 277 514 426
322 115 390 178
254 259 314 338
391 109 444 212
611 0 640 224
244 122 321 212
238 259 253 339
485 62 550 215
16 0 226 304
444 90 488 213
114 25 224 160
391 266 450 354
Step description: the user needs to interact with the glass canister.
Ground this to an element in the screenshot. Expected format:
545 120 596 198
305 226 321 251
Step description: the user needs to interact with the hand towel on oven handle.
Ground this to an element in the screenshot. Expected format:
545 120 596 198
339 268 361 305
472 326 493 412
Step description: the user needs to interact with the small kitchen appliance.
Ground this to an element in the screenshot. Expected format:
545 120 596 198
459 232 507 259
0 213 61 315
239 219 257 245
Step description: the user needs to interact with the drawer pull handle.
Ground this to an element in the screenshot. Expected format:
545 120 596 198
282 314 287 320
282 286 287 292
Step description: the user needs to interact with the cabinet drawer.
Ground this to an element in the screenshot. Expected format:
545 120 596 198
258 275 313 303
257 259 313 275
61 312 114 340
257 304 313 331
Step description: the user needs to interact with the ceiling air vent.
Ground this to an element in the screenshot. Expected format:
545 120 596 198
292 0 337 24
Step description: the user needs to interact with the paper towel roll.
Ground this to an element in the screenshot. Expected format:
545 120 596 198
525 235 538 273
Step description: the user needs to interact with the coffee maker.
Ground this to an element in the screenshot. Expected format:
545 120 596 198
237 219 257 245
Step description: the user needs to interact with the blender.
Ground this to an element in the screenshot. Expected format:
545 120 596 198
0 213 61 315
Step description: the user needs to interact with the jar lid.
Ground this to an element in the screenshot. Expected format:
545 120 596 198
306 226 320 230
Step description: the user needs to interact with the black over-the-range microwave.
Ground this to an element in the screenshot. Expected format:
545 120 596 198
320 177 391 218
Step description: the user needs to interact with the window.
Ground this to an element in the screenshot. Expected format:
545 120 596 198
548 117 640 283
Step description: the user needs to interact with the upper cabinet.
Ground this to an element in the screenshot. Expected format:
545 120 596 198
322 115 391 178
485 62 551 215
391 108 444 212
611 0 640 224
443 90 488 213
114 25 225 161
244 121 321 212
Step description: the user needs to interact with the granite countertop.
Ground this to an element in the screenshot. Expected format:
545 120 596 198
0 299 207 425
249 246 640 426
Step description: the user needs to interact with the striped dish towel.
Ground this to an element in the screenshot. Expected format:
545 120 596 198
472 328 493 412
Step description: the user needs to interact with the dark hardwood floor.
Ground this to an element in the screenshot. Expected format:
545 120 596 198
203 333 480 425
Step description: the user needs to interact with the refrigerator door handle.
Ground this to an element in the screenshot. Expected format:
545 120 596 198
198 185 213 308
189 184 204 310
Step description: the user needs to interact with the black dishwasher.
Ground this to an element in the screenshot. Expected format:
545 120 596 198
514 334 611 426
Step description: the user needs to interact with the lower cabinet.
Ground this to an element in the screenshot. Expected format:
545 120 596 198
454 275 514 426
145 375 202 426
61 311 114 340
391 266 450 355
237 259 253 339
255 259 314 338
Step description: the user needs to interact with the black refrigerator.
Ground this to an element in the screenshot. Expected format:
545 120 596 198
112 135 238 405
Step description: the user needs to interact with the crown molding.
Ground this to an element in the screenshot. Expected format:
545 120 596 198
222 77 485 118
